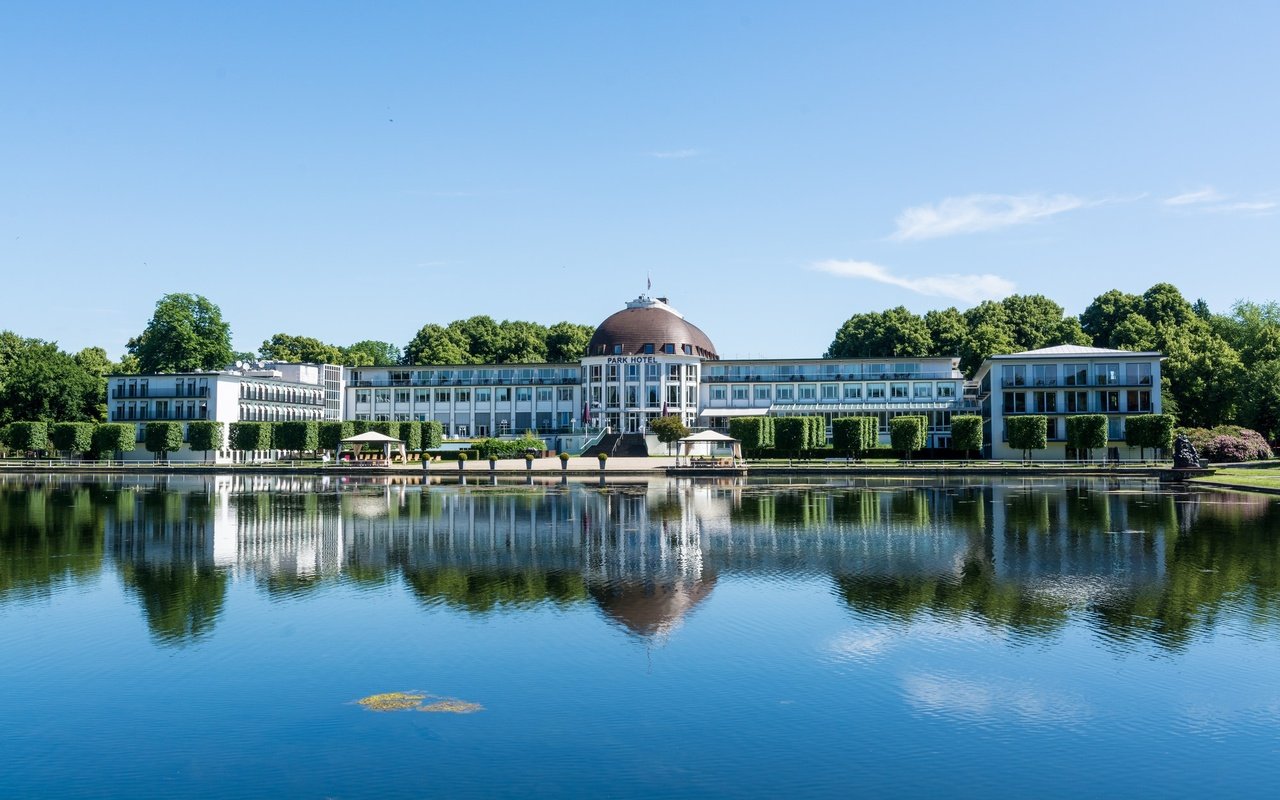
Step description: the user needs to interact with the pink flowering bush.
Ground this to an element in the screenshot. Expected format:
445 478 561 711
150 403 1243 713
1186 425 1276 462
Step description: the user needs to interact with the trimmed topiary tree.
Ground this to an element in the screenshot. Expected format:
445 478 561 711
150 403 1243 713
50 422 94 457
832 416 877 463
398 421 423 453
649 414 690 456
950 415 984 461
92 423 135 459
1066 414 1108 461
889 415 928 461
369 421 400 442
729 417 770 457
230 421 274 453
1006 415 1048 462
807 416 827 450
276 420 319 454
5 421 48 452
421 421 444 451
186 421 224 463
774 417 808 465
319 421 355 454
1125 414 1175 460
144 421 184 460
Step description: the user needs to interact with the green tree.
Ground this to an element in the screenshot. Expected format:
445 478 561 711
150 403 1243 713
318 421 354 453
405 324 471 365
774 417 809 464
1160 325 1243 428
73 346 116 420
649 415 690 455
92 423 135 458
1065 414 1108 461
496 320 549 363
144 422 184 459
889 415 927 460
924 308 968 357
127 293 234 373
729 417 774 456
1240 359 1280 441
1124 414 1175 460
275 421 319 453
186 421 224 462
1213 301 1280 364
826 307 931 359
258 334 343 364
1142 282 1196 329
342 340 401 366
5 421 49 451
1080 289 1143 347
546 322 595 362
1109 313 1159 351
1001 294 1088 352
950 415 984 459
230 422 275 452
398 421 423 452
832 416 877 462
960 320 1017 376
453 316 503 363
1006 416 1048 461
0 340 100 424
49 422 95 456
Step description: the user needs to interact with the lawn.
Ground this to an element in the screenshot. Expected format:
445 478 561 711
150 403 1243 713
1192 464 1280 491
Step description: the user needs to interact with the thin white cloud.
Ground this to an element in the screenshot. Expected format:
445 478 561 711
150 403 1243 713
650 148 701 159
902 673 1091 725
1219 200 1277 214
891 193 1086 241
1164 187 1224 206
812 259 1015 304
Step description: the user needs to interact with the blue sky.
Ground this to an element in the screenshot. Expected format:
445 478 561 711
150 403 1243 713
3 1 1277 360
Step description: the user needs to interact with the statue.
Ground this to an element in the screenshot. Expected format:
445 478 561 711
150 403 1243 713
1172 433 1201 470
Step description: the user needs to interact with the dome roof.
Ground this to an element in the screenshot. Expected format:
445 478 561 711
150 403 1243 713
587 296 718 359
589 574 718 638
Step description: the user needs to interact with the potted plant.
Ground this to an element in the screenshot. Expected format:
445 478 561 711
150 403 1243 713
488 454 498 471
559 452 570 470
597 452 608 471
457 452 468 470
525 453 536 470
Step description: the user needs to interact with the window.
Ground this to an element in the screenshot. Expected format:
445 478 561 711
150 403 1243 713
1032 365 1058 386
913 384 931 399
414 389 429 403
1034 391 1057 413
607 386 619 406
844 384 862 400
867 384 886 399
890 383 908 399
475 388 491 402
643 343 655 354
685 364 697 380
374 389 391 404
590 365 602 381
606 365 619 381
558 387 573 402
516 387 532 402
456 389 471 403
395 389 410 404
626 364 639 381
536 388 552 403
667 385 680 404
1001 365 1027 387
613 344 623 354
732 385 748 401
682 344 693 355
798 384 816 400
712 386 727 401
434 389 451 403
686 386 696 405
1065 391 1089 412
1127 390 1152 412
647 387 659 406
668 364 681 380
1095 364 1121 386
755 386 771 401
1045 418 1059 440
626 386 638 406
1126 362 1153 386
937 383 955 398
1099 391 1120 412
356 389 371 404
1003 392 1028 413
776 385 794 401
496 387 511 402
1064 365 1088 386
645 363 659 381
662 343 675 354
821 384 838 401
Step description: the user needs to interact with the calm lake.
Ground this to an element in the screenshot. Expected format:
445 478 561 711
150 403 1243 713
1 474 1278 798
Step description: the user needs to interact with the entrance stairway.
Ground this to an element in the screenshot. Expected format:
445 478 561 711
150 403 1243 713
581 433 649 459
581 433 619 459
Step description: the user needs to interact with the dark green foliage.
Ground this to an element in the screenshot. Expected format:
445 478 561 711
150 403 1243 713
729 417 767 455
230 422 275 451
889 415 927 457
276 420 319 452
1124 414 1175 459
546 322 595 362
0 339 100 424
807 416 827 448
50 422 94 454
404 316 594 365
473 435 546 459
144 422 184 456
398 421 422 452
318 421 354 452
369 421 400 440
186 421 224 456
950 415 983 456
648 415 690 454
5 421 49 450
421 421 444 450
1006 416 1048 460
92 423 135 456
774 417 811 460
127 293 234 373
258 334 343 364
832 416 877 460
826 307 932 359
342 340 401 366
1066 415 1108 459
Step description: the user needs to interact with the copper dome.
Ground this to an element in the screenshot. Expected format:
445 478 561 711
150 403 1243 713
587 296 718 359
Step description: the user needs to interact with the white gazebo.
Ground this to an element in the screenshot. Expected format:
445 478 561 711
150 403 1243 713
677 430 742 465
339 430 406 464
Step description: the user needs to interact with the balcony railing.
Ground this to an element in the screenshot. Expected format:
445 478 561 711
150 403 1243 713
112 386 209 399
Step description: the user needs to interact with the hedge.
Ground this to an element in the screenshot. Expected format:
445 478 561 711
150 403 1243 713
421 420 444 450
319 421 355 452
277 420 319 452
1125 414 1175 459
5 421 48 451
144 422 184 457
1006 415 1048 460
187 421 224 456
889 415 928 458
729 417 775 455
50 422 94 455
1065 414 1108 460
231 421 275 451
474 435 546 459
92 423 135 456
950 415 983 457
832 416 877 460
397 421 423 452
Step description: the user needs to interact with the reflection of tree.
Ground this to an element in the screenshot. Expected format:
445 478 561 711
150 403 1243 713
401 568 587 612
120 563 228 645
0 485 104 601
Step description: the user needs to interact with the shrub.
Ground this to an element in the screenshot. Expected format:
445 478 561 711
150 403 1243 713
49 422 94 455
186 421 224 458
774 417 808 460
398 421 423 452
319 421 355 452
144 422 184 457
1125 414 1175 459
832 416 877 461
421 421 444 450
1066 414 1108 460
231 422 275 451
950 415 983 458
92 423 135 457
1006 416 1048 461
889 415 927 459
276 420 320 452
649 415 690 454
5 421 48 451
1191 425 1275 462
730 417 774 456
474 435 546 459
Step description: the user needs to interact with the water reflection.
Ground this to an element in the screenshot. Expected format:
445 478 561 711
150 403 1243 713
1 474 1278 648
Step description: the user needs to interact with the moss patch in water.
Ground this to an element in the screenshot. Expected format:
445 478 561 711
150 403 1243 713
355 691 483 714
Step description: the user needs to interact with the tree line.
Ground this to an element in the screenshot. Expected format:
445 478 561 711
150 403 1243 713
825 282 1280 438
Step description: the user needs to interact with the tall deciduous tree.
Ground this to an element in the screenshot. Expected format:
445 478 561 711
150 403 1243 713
826 307 931 359
405 324 472 365
546 322 595 362
258 334 343 364
0 340 99 424
127 294 234 373
343 340 401 366
1080 289 1143 347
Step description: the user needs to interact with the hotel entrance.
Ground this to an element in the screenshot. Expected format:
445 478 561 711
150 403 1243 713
625 413 641 434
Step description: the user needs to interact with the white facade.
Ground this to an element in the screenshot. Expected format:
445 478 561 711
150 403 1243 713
974 345 1164 460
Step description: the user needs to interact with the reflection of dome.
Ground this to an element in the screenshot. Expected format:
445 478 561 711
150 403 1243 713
588 296 718 359
589 573 717 638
